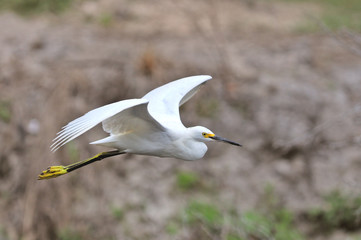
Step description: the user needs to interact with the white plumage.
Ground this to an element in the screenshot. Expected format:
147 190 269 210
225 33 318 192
50 75 241 161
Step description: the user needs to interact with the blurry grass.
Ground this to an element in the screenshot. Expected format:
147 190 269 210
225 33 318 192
169 186 361 239
176 171 200 191
242 209 303 240
226 234 242 240
278 0 361 32
185 200 222 227
0 101 11 123
0 225 7 240
165 221 179 235
110 206 124 222
172 189 304 239
98 12 114 27
240 184 304 240
304 190 361 232
58 228 83 240
0 0 73 15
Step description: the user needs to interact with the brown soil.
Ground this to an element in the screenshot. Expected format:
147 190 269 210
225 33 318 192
0 0 361 239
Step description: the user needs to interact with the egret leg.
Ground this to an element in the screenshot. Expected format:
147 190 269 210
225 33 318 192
38 150 125 180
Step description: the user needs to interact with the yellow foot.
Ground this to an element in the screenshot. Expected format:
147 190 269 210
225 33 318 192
38 166 68 180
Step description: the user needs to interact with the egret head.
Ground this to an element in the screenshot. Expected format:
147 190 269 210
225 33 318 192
190 126 242 147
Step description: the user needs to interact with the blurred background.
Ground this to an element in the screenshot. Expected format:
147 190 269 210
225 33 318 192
0 0 361 239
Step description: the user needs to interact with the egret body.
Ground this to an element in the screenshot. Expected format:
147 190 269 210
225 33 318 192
38 75 241 179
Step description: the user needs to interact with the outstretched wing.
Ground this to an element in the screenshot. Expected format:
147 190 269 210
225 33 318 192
51 75 212 151
142 75 212 129
101 102 164 135
51 99 149 152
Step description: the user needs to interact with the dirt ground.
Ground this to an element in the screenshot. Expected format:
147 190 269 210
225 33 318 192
1 0 361 239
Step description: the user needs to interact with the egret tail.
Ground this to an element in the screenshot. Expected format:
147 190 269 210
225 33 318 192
38 150 125 180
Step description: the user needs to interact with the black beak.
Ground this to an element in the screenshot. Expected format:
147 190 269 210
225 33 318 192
210 135 242 147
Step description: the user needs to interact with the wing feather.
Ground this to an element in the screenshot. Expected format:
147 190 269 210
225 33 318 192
50 75 212 151
101 102 164 135
142 75 212 129
50 99 148 151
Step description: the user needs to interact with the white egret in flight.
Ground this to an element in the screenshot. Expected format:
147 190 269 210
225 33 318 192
38 75 241 180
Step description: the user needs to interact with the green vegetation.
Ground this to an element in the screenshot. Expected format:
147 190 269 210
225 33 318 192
172 191 304 240
98 12 114 27
279 0 361 31
185 200 223 226
165 221 179 235
0 225 7 240
240 209 303 240
305 190 361 232
237 184 303 240
0 0 73 15
176 171 200 191
58 228 83 240
0 101 11 123
110 206 124 222
168 187 361 239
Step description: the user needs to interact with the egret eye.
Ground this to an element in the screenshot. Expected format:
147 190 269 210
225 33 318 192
202 132 207 137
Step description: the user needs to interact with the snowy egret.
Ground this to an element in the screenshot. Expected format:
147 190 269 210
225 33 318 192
38 75 241 180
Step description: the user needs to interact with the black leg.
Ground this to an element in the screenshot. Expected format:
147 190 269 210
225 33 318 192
38 150 125 180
